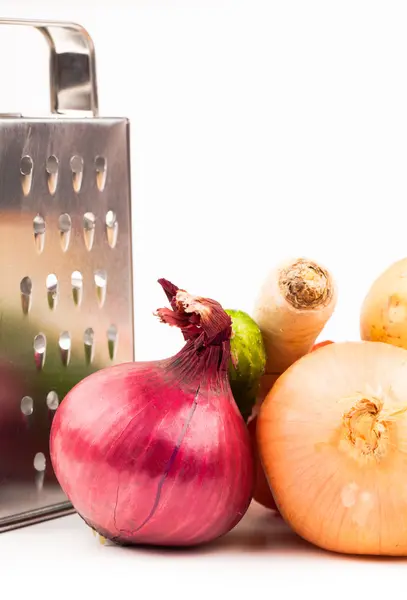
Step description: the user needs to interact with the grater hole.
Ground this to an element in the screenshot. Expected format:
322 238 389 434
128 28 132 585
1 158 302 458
71 270 83 287
20 156 33 196
33 215 45 235
33 215 46 253
58 213 72 252
71 270 83 306
20 276 32 295
94 269 107 287
20 155 33 176
59 331 71 366
59 213 71 233
46 155 59 195
105 210 116 228
105 210 118 248
20 396 34 416
59 332 71 350
94 269 107 307
46 155 59 174
84 327 94 345
95 156 107 172
46 391 59 411
34 452 46 491
20 276 32 314
34 334 46 352
70 155 84 193
70 155 84 173
83 212 96 251
107 324 118 360
33 452 46 472
84 327 95 364
46 273 58 310
33 333 46 370
95 156 107 191
83 212 96 230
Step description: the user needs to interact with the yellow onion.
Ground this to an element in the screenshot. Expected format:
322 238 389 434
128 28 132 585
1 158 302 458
258 341 407 556
360 257 407 349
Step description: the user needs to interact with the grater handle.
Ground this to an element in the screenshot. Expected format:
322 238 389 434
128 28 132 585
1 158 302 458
0 18 98 116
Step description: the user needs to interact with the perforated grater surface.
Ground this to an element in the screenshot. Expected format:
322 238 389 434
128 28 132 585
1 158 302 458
0 19 134 532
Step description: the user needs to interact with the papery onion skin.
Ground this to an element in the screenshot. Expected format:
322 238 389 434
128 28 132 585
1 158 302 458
360 257 407 349
247 340 333 514
258 341 407 556
50 280 254 547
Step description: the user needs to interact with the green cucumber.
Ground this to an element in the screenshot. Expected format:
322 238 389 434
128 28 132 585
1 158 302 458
226 309 266 422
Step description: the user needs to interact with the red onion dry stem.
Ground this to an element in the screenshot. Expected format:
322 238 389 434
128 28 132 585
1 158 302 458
50 279 254 547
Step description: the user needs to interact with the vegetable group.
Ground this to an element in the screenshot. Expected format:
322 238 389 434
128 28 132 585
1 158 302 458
48 252 407 558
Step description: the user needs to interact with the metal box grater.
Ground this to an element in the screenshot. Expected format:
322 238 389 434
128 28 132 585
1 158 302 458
0 19 134 532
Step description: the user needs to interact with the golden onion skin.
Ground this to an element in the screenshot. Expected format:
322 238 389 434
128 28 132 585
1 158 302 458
258 340 407 556
361 257 407 348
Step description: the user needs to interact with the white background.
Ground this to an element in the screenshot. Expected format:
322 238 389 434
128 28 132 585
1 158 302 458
2 0 407 362
0 0 407 597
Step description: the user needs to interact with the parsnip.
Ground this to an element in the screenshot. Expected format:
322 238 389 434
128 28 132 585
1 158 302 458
253 257 337 399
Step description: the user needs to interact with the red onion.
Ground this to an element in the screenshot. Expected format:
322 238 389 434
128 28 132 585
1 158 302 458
50 279 254 546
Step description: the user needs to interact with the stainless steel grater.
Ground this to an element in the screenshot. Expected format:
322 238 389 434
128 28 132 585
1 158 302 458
0 19 134 532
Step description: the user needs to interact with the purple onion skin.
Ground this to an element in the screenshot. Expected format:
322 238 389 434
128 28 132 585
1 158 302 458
50 350 254 547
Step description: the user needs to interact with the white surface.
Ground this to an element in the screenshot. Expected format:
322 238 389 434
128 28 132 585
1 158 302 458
0 501 404 600
0 0 406 591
